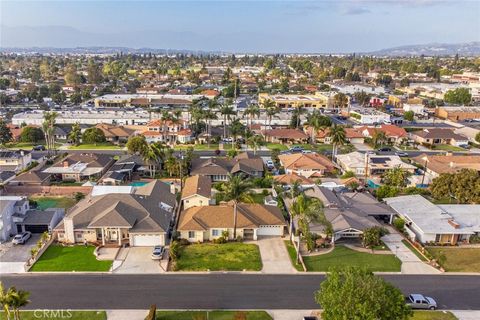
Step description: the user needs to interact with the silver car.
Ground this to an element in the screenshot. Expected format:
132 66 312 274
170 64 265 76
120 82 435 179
12 232 32 245
151 245 165 260
406 294 437 310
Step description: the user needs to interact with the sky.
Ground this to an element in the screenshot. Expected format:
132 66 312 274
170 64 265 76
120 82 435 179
1 0 479 53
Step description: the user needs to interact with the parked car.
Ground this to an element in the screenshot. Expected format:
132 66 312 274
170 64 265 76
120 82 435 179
265 160 275 170
377 147 392 152
151 245 165 260
12 232 32 245
395 151 409 157
406 294 437 310
289 146 304 153
32 145 46 151
301 150 313 154
458 144 470 149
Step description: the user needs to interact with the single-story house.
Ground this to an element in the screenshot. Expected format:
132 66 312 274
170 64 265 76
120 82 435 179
95 123 136 144
411 154 480 178
336 151 416 176
177 203 287 242
8 170 52 186
99 162 136 185
181 175 213 209
304 126 364 144
410 128 469 147
385 195 480 245
0 150 32 173
358 124 408 145
262 128 309 144
54 180 177 246
278 152 335 178
43 153 114 182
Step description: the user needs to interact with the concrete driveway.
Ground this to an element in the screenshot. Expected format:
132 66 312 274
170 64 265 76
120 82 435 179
255 237 296 274
0 234 41 273
114 247 167 274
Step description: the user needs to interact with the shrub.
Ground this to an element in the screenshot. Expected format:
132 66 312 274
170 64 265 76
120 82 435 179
393 217 405 232
74 192 85 202
341 171 355 179
262 189 269 196
169 241 181 261
469 234 480 244
178 238 190 246
30 247 39 259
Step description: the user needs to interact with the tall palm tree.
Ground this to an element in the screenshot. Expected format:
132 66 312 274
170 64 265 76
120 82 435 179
219 103 235 139
328 124 347 162
306 111 327 145
333 93 349 113
244 104 260 130
203 107 217 148
160 110 173 145
261 98 276 129
223 174 253 238
42 111 58 156
141 143 164 178
292 104 306 129
8 286 30 320
0 282 12 319
68 122 81 146
371 129 387 149
247 134 264 155
265 104 279 128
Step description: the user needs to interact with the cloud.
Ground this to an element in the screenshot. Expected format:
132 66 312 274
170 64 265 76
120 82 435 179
343 7 371 15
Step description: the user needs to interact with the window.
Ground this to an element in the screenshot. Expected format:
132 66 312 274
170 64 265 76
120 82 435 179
188 231 195 239
212 229 220 236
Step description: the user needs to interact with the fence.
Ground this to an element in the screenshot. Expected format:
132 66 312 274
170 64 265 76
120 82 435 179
4 185 93 196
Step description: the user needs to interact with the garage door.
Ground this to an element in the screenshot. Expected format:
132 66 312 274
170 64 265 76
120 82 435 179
23 225 49 233
131 234 164 246
257 226 283 236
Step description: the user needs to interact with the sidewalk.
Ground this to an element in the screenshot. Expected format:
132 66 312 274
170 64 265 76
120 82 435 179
381 231 440 274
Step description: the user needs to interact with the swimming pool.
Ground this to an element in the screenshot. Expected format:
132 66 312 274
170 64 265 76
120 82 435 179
130 181 149 187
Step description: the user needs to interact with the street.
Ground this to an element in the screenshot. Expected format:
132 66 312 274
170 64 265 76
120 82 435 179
1 274 480 310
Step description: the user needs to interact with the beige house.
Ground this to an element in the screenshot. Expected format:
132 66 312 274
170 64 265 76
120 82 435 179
177 203 286 242
0 150 32 173
55 181 177 246
278 153 335 178
181 175 213 209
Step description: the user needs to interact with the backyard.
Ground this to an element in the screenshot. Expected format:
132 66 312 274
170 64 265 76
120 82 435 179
302 245 402 272
175 242 262 271
156 311 272 320
29 196 77 210
0 311 107 320
426 247 480 272
30 245 112 272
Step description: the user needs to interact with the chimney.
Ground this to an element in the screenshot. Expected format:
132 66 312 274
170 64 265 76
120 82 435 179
448 219 460 229
63 161 69 168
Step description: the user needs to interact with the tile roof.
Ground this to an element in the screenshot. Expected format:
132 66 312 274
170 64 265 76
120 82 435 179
412 154 480 174
273 173 314 185
279 153 335 171
262 129 308 140
181 175 212 199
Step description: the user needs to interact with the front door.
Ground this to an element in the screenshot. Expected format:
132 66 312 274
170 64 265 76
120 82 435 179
108 229 118 241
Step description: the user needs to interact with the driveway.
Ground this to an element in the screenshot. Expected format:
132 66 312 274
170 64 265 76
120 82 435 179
351 142 373 151
114 247 167 274
0 234 41 273
381 232 440 274
255 237 296 274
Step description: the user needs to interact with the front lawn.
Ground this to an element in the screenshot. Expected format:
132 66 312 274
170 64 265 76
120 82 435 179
29 196 77 210
426 247 480 272
30 245 112 272
174 144 220 151
175 242 262 271
303 245 402 272
0 311 107 320
265 143 288 151
69 143 122 150
284 240 304 271
431 144 465 152
157 311 272 320
410 311 458 320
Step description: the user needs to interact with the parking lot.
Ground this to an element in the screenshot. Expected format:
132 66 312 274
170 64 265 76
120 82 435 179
0 234 41 273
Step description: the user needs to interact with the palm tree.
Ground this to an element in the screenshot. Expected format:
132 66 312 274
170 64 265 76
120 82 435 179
371 129 387 149
42 111 57 156
160 110 173 145
306 111 328 145
141 143 164 178
0 282 12 319
292 104 306 129
203 107 217 148
68 122 81 146
328 124 347 162
247 134 264 155
223 174 254 238
265 104 279 128
244 104 260 130
8 286 30 320
333 93 349 113
261 98 276 129
219 103 235 139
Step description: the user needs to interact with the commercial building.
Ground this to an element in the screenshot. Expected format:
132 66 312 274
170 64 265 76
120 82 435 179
258 92 336 109
349 108 391 125
435 106 480 122
94 93 204 108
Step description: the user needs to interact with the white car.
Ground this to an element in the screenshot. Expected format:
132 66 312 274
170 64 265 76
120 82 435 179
266 160 275 170
12 232 32 245
151 245 165 260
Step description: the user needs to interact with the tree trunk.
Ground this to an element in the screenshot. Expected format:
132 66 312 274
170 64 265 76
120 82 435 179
233 202 238 239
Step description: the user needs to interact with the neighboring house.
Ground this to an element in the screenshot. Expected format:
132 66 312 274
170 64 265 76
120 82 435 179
43 153 114 182
358 125 408 145
116 154 159 176
177 203 286 242
303 127 364 144
54 180 177 246
0 196 64 242
95 123 136 144
336 151 416 176
141 119 193 144
0 171 16 185
305 186 394 242
181 175 213 209
9 170 51 186
385 195 480 245
262 128 309 144
190 152 264 182
412 154 480 178
278 153 335 178
453 126 480 144
99 162 136 185
273 173 314 187
0 150 32 173
410 128 469 147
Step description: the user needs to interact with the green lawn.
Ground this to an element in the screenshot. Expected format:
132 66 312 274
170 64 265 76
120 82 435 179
30 196 77 210
176 242 262 271
431 144 465 152
30 245 112 272
265 143 288 151
402 240 428 262
0 311 107 320
174 144 220 151
426 247 480 272
284 240 304 271
303 245 402 272
69 143 122 150
250 193 266 204
410 311 458 320
157 311 272 320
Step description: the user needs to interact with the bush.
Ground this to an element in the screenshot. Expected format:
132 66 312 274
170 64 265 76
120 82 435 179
393 217 405 232
469 235 480 244
169 241 181 261
262 189 269 196
74 192 85 202
178 238 190 246
252 176 273 188
341 171 355 179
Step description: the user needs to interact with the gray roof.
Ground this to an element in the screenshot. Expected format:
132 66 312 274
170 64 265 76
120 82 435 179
21 208 64 225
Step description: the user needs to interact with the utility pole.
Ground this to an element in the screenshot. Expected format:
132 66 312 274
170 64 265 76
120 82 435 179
421 158 428 186
364 152 370 187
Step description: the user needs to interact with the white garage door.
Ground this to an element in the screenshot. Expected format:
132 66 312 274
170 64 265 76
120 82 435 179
131 234 164 246
257 225 283 236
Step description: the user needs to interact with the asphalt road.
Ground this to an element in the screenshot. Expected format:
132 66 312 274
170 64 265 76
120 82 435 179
1 274 480 310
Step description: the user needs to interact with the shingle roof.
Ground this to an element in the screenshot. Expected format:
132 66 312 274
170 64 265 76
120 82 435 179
181 175 212 199
412 154 480 174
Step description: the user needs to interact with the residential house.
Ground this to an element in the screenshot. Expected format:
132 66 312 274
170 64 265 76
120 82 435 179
54 180 176 246
412 154 480 178
190 152 264 182
273 173 314 187
336 151 416 176
304 126 364 144
278 153 335 178
99 162 137 185
262 128 309 144
116 154 159 177
385 195 480 245
177 203 286 242
181 175 213 209
410 128 469 147
43 153 114 182
349 109 391 125
358 125 408 145
95 123 135 144
141 119 192 144
0 150 32 173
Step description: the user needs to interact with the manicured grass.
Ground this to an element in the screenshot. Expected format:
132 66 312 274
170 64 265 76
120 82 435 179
426 247 480 272
265 143 288 151
250 193 266 204
174 144 220 151
176 242 262 271
30 245 112 272
0 311 107 320
431 144 465 152
402 240 428 262
157 311 272 320
410 311 458 320
30 196 77 210
69 143 121 150
284 240 304 271
303 245 402 272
